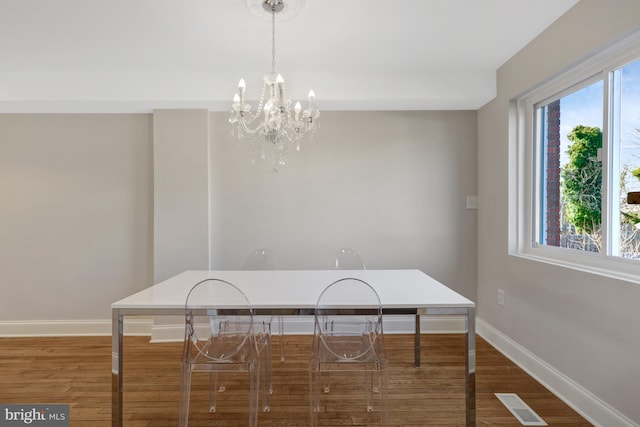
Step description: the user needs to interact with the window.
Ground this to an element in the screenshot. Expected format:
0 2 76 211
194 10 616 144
515 31 640 280
536 80 604 253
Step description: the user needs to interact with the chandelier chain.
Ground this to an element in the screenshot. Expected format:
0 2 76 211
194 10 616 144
271 8 276 74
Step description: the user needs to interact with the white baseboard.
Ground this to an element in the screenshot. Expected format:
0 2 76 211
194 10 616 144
0 314 464 340
150 314 467 342
0 318 153 337
476 317 637 427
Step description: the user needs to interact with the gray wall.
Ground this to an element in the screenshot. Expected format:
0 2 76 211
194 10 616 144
209 111 478 300
477 0 640 424
153 109 210 283
0 110 477 323
0 114 153 321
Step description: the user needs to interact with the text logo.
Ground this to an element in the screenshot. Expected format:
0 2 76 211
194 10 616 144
0 405 69 427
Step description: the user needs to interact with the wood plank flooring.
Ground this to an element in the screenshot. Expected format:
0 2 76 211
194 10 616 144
0 334 592 426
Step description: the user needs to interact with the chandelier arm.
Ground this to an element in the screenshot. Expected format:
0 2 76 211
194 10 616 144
235 119 267 136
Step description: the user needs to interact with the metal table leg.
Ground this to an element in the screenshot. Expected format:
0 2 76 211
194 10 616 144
414 313 421 367
112 310 123 427
465 307 476 426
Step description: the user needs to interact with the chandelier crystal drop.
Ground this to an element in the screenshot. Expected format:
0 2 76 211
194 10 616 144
229 0 319 171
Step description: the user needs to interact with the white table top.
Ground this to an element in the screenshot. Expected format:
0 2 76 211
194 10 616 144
112 269 474 311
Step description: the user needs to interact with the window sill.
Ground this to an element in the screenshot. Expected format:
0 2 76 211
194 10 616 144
510 247 640 285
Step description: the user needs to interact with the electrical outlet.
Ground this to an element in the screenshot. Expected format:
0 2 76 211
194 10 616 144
466 196 478 209
498 289 505 306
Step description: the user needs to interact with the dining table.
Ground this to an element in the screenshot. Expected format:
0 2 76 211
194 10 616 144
111 269 476 426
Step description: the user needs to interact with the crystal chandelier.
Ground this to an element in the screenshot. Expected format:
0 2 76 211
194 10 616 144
229 0 320 171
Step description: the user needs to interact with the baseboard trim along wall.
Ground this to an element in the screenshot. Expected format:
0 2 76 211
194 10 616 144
149 314 468 342
0 318 154 337
476 317 637 427
0 315 466 340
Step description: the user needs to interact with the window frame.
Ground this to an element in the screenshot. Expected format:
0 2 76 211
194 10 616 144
511 29 640 283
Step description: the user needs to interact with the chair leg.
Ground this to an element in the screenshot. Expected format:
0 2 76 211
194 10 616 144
322 371 330 393
178 362 191 427
278 315 285 361
209 372 220 413
380 359 389 426
365 367 374 412
208 365 226 411
248 362 259 427
309 361 319 427
260 340 271 412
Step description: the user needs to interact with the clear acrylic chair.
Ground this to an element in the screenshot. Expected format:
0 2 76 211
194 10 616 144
243 248 280 271
309 278 388 426
243 248 287 361
328 248 422 366
328 248 366 270
179 278 271 427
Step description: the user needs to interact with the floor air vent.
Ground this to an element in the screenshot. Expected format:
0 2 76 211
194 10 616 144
495 393 548 426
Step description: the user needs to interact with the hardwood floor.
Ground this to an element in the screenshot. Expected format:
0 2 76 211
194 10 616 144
0 334 592 426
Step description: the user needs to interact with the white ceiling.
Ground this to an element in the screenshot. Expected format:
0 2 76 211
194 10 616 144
0 0 579 113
